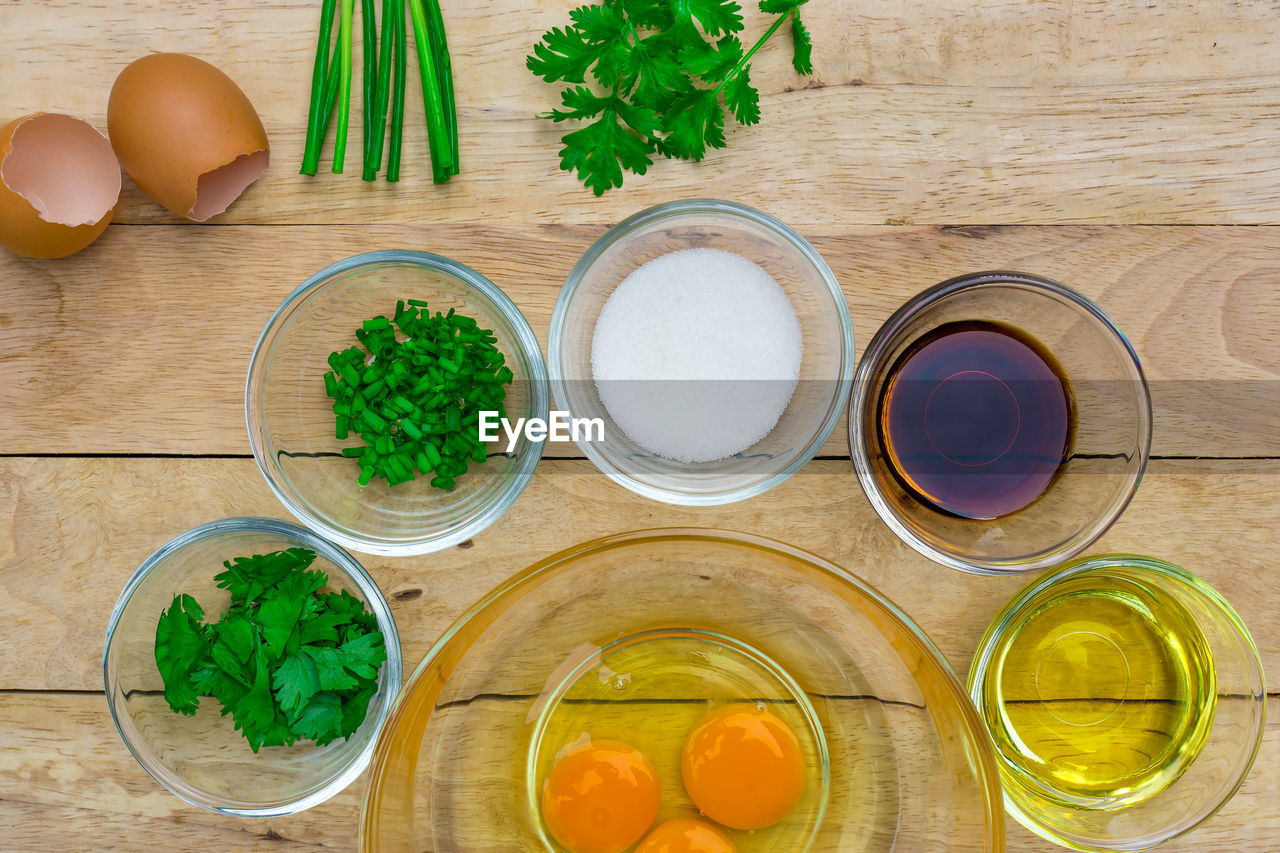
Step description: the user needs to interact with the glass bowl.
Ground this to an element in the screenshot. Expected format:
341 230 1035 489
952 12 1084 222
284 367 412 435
359 529 1005 852
103 517 403 816
849 271 1152 574
548 200 855 505
968 555 1265 851
247 250 549 556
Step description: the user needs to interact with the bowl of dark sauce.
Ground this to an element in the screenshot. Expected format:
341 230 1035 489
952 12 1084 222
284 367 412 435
849 272 1151 574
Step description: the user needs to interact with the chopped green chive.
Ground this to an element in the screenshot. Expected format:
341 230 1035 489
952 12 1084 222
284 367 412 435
324 299 513 490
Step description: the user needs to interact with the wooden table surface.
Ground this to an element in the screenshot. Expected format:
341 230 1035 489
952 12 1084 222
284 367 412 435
3 1 1278 850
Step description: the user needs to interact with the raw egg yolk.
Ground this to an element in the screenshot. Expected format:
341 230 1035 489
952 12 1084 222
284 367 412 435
541 740 660 853
635 818 738 853
681 704 806 830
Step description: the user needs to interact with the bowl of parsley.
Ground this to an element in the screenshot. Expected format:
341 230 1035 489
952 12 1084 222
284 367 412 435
103 517 402 816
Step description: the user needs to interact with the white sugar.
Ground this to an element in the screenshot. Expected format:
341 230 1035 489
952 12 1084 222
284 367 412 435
591 247 803 463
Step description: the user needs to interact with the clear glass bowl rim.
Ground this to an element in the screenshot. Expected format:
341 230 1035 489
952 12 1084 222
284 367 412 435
245 250 551 556
358 526 1006 850
547 198 856 506
847 269 1154 575
102 516 404 817
966 552 1267 852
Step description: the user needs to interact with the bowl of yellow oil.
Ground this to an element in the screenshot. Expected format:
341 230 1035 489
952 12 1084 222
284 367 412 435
968 554 1266 851
359 529 1006 852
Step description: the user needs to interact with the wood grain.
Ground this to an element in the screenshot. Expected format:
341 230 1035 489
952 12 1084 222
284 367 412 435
1 445 1276 848
0 692 360 851
4 0 1279 849
2 224 1278 455
5 1 1280 225
1 692 1276 853
3 457 1276 691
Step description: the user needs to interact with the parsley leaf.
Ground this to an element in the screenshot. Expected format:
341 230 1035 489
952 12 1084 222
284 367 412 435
215 547 314 605
298 606 352 646
571 4 630 87
527 27 606 84
258 568 326 657
671 0 744 36
155 594 209 716
626 38 687 107
273 652 321 718
321 588 372 618
558 104 658 195
789 14 813 75
758 0 812 73
153 548 387 752
622 0 674 29
231 642 277 750
212 614 255 664
340 681 379 738
338 631 387 680
661 89 726 161
549 85 616 122
303 645 360 692
570 2 626 41
210 622 255 686
722 66 760 124
292 693 345 745
679 35 744 84
256 715 299 750
193 663 249 713
530 0 813 193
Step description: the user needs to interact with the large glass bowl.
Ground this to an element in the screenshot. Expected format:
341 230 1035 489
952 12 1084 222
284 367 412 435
247 251 549 556
103 517 403 816
548 200 855 505
968 555 1266 851
849 271 1152 574
359 529 1005 852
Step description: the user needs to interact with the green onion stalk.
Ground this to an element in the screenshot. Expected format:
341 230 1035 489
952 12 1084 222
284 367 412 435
300 0 339 175
360 0 378 180
331 0 355 172
301 0 457 183
386 0 407 180
406 0 454 183
364 0 396 180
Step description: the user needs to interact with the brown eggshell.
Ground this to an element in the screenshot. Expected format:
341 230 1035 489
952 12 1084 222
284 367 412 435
0 113 121 259
108 53 269 221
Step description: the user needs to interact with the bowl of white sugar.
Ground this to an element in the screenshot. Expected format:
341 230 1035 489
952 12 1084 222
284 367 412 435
549 199 855 505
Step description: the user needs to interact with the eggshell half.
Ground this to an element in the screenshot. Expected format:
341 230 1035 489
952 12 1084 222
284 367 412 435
108 53 269 221
0 113 121 259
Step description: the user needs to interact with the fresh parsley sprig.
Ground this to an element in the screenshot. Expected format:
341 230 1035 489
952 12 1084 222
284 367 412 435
154 547 388 753
528 0 813 195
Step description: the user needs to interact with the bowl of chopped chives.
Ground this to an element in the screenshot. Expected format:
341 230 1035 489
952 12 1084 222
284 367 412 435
549 199 855 505
247 251 549 556
103 516 402 815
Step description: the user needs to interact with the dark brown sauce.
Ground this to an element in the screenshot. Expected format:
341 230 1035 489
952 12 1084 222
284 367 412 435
877 321 1073 520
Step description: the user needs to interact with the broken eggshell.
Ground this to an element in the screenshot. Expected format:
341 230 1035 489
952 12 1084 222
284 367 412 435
108 53 269 222
0 113 121 259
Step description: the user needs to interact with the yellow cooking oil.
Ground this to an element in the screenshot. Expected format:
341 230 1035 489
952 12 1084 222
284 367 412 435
978 572 1216 810
525 627 830 852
